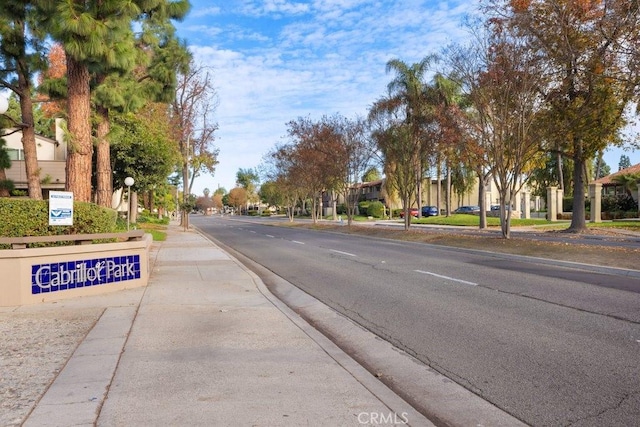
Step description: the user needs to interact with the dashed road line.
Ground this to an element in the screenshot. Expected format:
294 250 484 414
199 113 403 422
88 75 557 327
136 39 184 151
329 249 357 257
414 270 478 286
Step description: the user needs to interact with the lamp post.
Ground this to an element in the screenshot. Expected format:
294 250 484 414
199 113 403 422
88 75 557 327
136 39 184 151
124 177 134 231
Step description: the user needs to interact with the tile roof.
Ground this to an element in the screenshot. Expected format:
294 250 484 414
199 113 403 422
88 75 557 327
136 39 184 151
593 163 640 185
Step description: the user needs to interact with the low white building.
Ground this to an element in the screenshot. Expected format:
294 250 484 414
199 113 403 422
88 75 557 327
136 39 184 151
3 119 67 196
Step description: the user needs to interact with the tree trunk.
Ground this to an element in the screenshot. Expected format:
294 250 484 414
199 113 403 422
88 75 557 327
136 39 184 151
403 196 410 231
569 149 588 233
557 151 564 192
501 204 511 239
182 161 189 230
311 197 318 224
478 172 488 230
0 169 10 197
65 55 93 202
416 169 422 218
95 105 112 207
148 189 155 213
446 162 451 216
17 64 43 200
436 155 441 216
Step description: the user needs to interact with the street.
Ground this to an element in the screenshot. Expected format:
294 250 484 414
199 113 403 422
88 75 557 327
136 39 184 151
192 215 640 426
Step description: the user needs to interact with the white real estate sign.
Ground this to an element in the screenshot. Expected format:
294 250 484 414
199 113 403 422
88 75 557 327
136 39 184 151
49 191 74 226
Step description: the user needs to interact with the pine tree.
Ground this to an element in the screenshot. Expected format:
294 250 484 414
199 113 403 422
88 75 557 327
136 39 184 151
34 0 190 203
0 1 48 199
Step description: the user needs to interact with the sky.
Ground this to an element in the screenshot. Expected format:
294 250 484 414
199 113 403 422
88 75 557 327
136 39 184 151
174 0 639 197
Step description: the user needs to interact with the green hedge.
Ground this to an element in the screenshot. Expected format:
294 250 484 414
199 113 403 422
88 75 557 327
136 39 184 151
367 201 385 218
358 201 370 215
0 198 118 238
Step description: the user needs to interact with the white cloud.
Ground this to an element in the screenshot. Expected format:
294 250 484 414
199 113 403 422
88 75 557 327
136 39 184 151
180 0 484 195
190 6 222 18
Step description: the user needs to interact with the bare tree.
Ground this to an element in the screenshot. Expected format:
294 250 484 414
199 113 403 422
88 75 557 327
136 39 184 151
171 61 219 229
448 18 544 238
333 115 374 226
263 143 305 222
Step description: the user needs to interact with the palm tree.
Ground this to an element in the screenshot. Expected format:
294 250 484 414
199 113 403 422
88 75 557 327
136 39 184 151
424 73 466 217
612 173 640 196
383 56 436 219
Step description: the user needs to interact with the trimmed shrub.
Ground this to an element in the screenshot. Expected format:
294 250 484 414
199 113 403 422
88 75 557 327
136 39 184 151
358 201 370 216
602 194 638 213
367 201 385 218
0 198 118 238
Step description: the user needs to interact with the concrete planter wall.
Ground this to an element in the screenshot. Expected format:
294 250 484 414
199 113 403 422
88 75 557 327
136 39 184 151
0 234 152 306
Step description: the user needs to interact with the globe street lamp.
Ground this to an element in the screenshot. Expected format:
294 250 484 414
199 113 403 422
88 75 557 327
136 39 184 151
0 96 8 115
124 177 134 231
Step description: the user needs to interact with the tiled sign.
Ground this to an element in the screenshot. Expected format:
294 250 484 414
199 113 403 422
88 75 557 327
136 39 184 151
31 255 141 294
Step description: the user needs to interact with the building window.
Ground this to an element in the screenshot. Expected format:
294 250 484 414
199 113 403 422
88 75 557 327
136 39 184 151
7 148 24 160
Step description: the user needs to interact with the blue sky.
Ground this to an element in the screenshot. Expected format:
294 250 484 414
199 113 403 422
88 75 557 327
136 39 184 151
175 0 639 196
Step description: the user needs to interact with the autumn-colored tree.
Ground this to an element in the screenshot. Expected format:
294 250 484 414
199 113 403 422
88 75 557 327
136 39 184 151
331 115 373 226
0 1 48 199
480 37 543 238
263 143 305 222
496 0 640 232
447 18 544 238
285 116 345 223
212 192 224 211
37 44 67 119
227 187 248 213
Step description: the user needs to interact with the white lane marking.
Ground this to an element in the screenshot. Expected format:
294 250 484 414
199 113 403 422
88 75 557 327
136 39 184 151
414 270 478 286
329 249 357 257
249 230 256 234
265 234 275 238
292 240 305 245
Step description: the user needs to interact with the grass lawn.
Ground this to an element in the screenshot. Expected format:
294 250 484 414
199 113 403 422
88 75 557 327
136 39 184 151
349 213 640 232
137 222 167 241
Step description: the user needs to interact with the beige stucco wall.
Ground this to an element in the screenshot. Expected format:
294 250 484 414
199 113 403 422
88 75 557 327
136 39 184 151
0 234 152 306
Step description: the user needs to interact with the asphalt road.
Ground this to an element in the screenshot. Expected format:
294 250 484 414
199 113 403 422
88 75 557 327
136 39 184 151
192 215 640 426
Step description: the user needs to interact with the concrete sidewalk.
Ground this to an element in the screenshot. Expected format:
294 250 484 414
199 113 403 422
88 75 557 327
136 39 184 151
23 225 431 426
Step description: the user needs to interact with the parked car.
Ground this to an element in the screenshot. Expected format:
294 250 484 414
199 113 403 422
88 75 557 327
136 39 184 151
399 208 419 218
421 206 438 216
454 205 481 214
490 204 512 211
